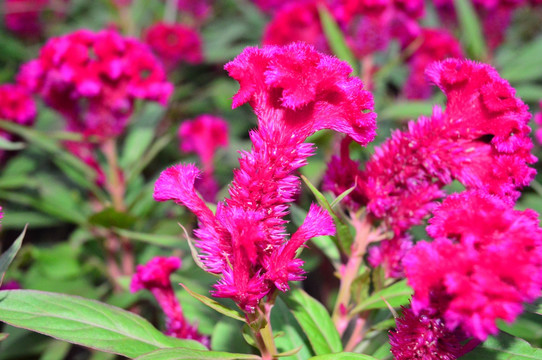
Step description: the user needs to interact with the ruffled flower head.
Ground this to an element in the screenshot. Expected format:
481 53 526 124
131 257 209 346
155 43 375 312
533 101 542 145
404 191 542 340
18 29 173 139
145 22 204 70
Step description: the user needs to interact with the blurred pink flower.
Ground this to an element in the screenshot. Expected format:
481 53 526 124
534 101 542 145
131 256 209 346
3 0 48 37
145 22 204 70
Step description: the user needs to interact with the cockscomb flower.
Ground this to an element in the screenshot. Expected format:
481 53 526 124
324 59 536 235
131 256 209 346
403 28 463 99
403 191 542 340
0 84 37 160
177 0 213 20
18 29 173 139
154 42 375 312
3 0 48 37
390 306 468 360
145 22 203 70
178 115 228 201
534 101 542 145
262 1 329 54
368 233 412 279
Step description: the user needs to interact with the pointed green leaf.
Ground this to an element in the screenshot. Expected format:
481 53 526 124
330 184 357 209
453 0 487 60
135 348 261 360
0 290 206 358
461 332 542 359
352 280 412 314
281 287 342 355
318 5 358 75
179 284 245 322
309 353 378 360
271 298 313 360
0 225 26 286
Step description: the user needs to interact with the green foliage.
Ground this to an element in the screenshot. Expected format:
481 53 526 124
462 332 542 359
0 226 26 286
351 280 413 314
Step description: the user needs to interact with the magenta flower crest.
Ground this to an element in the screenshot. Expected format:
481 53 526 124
131 256 209 346
154 43 375 312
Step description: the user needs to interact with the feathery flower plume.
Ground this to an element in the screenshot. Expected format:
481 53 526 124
324 59 536 235
131 257 209 346
390 306 467 360
154 42 375 312
145 22 204 70
534 101 542 145
178 115 228 201
403 191 542 340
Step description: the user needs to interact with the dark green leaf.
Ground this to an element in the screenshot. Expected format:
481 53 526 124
113 228 181 247
318 5 358 75
88 207 137 229
135 348 261 360
453 0 487 60
281 287 342 355
0 290 206 358
0 226 26 286
179 284 245 322
352 280 412 314
461 332 542 359
271 298 313 360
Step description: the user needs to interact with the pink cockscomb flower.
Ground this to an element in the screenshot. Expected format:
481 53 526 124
534 101 542 145
390 306 468 360
178 114 228 201
0 84 37 159
131 257 209 346
324 59 535 235
403 28 463 99
3 0 48 37
368 233 413 279
145 22 204 70
404 191 542 340
18 29 173 139
154 42 375 312
262 1 329 53
177 0 212 20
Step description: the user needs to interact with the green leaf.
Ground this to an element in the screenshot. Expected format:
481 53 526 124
498 36 542 83
330 184 357 209
380 101 434 121
179 284 245 322
281 287 342 355
0 225 26 286
0 333 8 342
0 290 206 358
271 298 313 360
309 353 378 360
135 348 261 360
301 175 354 254
453 0 488 60
318 5 358 75
352 280 412 314
113 228 181 247
88 207 137 229
461 332 542 359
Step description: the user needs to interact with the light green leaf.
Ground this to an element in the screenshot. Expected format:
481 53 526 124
453 0 487 60
461 332 542 359
179 284 245 322
0 290 206 358
281 287 342 355
318 5 358 75
381 101 434 121
271 298 313 360
135 348 261 360
113 228 181 247
0 225 26 286
352 280 412 314
309 353 378 360
330 184 357 209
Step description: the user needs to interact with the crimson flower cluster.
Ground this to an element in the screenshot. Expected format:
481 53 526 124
145 22 204 70
131 257 209 346
4 0 51 38
178 114 228 202
535 101 542 145
154 42 376 312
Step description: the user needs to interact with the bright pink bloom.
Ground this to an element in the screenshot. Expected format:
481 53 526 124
262 1 329 53
145 22 203 70
403 28 463 99
534 101 542 145
18 29 172 139
155 43 374 312
3 0 48 37
368 233 412 278
404 191 542 340
177 0 212 19
131 256 209 346
252 0 305 13
0 84 36 160
178 115 228 201
325 59 536 234
390 306 468 360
